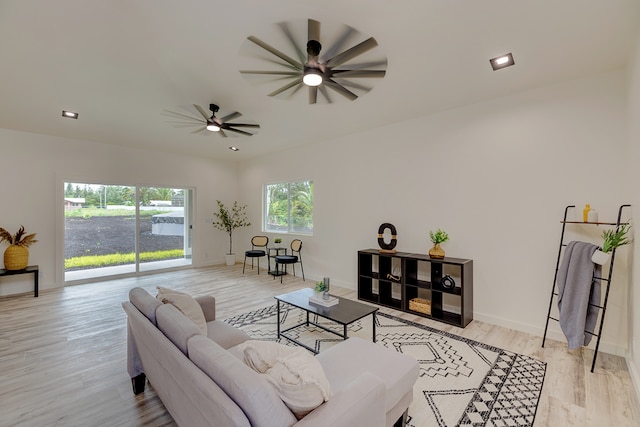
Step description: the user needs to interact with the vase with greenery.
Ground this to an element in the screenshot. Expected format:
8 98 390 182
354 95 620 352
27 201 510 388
592 223 632 265
274 237 282 248
212 200 251 265
314 277 330 300
0 225 38 270
428 228 449 259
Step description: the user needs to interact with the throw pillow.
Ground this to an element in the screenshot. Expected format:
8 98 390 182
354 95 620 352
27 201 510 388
238 340 331 419
156 286 207 334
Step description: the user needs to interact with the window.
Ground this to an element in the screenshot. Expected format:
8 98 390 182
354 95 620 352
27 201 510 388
63 182 193 282
264 180 313 234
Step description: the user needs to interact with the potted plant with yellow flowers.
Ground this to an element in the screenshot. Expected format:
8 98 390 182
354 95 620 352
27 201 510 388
0 225 38 270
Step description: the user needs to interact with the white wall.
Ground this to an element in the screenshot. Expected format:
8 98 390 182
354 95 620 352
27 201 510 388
0 129 237 295
626 31 640 400
238 69 632 355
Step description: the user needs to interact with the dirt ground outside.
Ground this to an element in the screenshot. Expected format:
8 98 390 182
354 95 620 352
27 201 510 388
65 216 184 265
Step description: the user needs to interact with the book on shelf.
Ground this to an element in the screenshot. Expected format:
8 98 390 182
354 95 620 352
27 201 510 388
308 294 339 307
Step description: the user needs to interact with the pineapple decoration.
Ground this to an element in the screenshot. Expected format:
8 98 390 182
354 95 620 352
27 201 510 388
0 225 38 270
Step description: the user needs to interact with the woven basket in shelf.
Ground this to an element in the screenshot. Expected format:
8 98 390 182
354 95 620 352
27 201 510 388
4 245 29 270
409 297 431 315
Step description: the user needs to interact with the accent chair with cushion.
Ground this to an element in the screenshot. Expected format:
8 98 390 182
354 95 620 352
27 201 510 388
274 239 304 283
243 235 269 275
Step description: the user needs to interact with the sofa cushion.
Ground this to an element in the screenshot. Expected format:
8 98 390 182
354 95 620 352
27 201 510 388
129 287 162 325
237 340 331 419
156 303 204 355
316 336 418 417
188 335 297 427
157 286 207 334
206 320 251 349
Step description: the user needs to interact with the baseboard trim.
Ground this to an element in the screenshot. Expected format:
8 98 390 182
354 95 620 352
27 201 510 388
474 311 626 357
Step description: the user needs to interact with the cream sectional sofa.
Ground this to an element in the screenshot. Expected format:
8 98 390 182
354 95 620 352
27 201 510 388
122 287 419 427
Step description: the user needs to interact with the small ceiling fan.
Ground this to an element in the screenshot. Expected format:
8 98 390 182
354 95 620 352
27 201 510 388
240 19 387 104
163 104 260 137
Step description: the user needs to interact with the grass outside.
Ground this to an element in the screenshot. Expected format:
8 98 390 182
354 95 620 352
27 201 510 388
65 207 167 218
65 249 184 269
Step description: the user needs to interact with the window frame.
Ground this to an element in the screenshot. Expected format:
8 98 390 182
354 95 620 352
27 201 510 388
263 180 313 236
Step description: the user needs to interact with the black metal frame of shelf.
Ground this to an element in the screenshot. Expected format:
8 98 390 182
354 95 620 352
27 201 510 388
542 204 631 372
357 249 473 328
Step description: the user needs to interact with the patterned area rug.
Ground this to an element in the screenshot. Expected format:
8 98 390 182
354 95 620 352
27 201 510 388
224 304 546 427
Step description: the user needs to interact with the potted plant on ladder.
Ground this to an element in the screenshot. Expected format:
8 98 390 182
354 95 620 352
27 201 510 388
591 223 632 265
212 200 251 266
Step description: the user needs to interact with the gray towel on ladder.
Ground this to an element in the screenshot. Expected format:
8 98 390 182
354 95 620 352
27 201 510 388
557 241 602 349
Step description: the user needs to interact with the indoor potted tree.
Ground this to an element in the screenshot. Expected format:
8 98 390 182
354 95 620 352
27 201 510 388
428 228 449 259
212 200 251 266
592 223 632 265
0 225 38 270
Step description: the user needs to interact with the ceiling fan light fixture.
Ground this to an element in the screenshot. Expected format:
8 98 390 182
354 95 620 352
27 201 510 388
206 122 221 132
303 67 323 87
490 53 515 70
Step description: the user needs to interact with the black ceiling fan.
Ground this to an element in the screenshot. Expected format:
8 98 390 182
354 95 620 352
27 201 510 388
163 104 260 137
240 19 387 104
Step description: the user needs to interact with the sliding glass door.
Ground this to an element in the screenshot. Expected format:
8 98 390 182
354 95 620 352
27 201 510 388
64 182 193 282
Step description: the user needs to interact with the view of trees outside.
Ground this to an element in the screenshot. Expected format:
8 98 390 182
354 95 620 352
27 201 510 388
264 180 313 234
64 183 185 207
64 183 190 278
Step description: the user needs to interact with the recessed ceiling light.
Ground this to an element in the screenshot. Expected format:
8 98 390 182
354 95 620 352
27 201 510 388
62 110 78 119
229 146 239 151
489 53 515 71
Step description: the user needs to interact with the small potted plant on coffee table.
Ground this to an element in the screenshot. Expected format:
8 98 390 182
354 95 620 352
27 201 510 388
274 237 282 248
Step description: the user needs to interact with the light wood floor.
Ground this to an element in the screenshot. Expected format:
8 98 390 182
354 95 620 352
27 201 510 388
1 264 638 426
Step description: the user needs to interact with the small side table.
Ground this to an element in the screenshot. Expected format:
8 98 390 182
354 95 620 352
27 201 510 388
267 247 287 276
0 265 39 297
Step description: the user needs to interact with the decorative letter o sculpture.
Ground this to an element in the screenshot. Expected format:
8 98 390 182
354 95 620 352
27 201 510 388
377 223 398 253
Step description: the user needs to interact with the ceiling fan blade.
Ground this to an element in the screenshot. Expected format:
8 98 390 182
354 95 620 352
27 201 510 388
333 78 372 92
224 127 254 136
324 80 358 101
193 104 211 121
322 26 356 60
162 110 205 124
318 85 333 103
331 69 386 78
334 59 387 69
219 129 228 138
278 22 306 63
325 37 378 68
226 123 260 128
309 86 317 104
308 19 320 43
166 121 204 128
247 36 303 69
239 70 301 76
191 126 208 135
220 111 242 122
268 78 303 97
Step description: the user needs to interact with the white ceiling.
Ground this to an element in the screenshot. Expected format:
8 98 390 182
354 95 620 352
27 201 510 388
1 0 638 161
